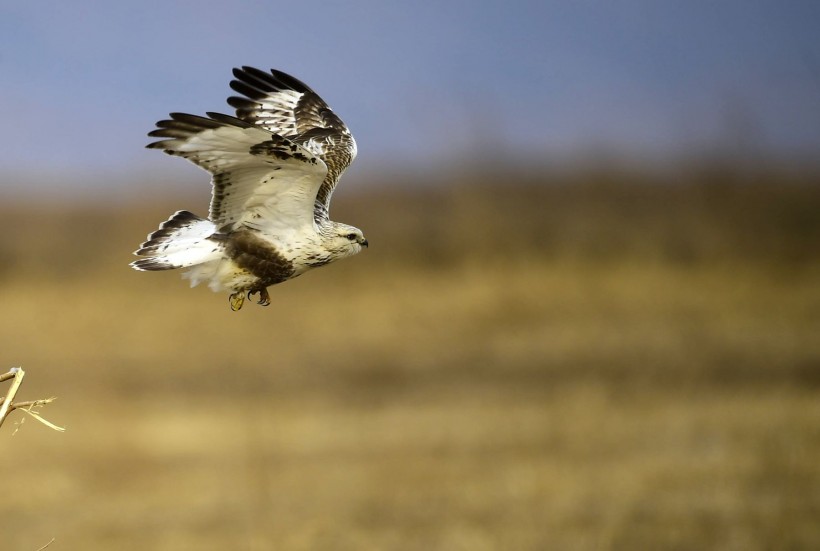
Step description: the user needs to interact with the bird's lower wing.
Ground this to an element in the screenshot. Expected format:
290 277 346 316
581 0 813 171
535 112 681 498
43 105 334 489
148 112 328 230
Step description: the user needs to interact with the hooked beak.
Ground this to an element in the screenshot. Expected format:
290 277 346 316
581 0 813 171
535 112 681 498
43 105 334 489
360 238 369 248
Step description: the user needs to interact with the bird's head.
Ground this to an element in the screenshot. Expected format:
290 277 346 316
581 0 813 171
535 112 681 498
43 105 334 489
326 222 368 258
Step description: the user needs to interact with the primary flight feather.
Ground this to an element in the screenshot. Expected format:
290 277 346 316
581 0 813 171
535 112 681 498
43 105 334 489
131 67 367 311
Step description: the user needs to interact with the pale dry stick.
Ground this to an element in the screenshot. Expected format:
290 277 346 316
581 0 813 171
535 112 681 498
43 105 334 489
0 367 25 428
0 367 63 431
35 537 56 551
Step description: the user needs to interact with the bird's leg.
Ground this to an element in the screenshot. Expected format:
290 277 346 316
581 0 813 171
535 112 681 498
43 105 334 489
229 291 246 311
248 288 271 306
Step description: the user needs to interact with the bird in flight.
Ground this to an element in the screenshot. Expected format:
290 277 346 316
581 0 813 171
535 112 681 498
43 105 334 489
131 66 367 310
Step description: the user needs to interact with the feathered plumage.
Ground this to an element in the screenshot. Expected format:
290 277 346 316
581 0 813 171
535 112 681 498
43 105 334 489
131 67 367 311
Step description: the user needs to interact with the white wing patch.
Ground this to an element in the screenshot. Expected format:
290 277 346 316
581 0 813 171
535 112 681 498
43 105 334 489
147 113 328 231
250 89 303 138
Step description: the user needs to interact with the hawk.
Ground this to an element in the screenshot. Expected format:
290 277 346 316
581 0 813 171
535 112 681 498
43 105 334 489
131 66 367 311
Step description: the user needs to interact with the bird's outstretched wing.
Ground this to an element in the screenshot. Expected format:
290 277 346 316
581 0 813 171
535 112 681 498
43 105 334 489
147 111 328 231
227 67 357 221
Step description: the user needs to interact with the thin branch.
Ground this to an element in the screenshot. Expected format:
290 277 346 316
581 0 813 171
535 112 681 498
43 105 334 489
0 367 24 428
35 537 56 551
1 367 63 432
8 397 58 412
0 369 19 383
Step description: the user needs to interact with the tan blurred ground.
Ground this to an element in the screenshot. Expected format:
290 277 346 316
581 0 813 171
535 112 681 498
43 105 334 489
1 165 819 550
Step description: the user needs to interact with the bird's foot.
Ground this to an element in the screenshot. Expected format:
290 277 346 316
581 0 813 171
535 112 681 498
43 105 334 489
229 291 246 311
248 288 271 306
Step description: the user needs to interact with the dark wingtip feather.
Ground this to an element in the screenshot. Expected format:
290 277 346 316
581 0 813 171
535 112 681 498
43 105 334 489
168 112 223 128
129 258 180 271
147 128 189 138
145 111 259 149
226 95 255 110
231 66 314 95
229 79 267 100
240 66 278 85
205 111 254 127
269 69 313 93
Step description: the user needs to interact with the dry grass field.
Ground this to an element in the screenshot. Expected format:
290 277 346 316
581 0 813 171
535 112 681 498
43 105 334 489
1 165 819 550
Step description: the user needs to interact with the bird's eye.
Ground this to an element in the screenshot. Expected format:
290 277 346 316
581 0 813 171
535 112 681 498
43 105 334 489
345 233 357 240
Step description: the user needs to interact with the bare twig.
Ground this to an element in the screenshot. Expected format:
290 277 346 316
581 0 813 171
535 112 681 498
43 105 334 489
8 398 58 411
35 537 56 551
0 369 19 383
0 367 24 428
0 367 64 432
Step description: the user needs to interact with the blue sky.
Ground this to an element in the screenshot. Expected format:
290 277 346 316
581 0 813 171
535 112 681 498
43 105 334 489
2 1 819 196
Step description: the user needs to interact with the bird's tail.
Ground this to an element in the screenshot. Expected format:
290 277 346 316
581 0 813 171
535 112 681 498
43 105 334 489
130 210 222 271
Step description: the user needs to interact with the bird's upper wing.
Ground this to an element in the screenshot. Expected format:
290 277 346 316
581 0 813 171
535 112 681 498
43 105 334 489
147 112 328 231
226 67 357 221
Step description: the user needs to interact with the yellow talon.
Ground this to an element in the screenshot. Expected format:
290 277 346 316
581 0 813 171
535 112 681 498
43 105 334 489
229 291 246 311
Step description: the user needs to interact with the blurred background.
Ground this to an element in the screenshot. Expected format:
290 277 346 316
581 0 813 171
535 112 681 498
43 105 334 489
2 1 819 549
